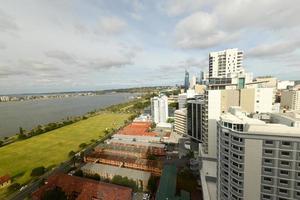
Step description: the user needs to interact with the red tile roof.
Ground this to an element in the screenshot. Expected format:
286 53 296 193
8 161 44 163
32 173 132 200
118 122 157 136
0 174 10 184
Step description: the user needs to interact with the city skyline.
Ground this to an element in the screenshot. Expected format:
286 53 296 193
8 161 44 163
0 0 300 94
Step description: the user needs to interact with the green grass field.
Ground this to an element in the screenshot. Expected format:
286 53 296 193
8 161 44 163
0 112 130 198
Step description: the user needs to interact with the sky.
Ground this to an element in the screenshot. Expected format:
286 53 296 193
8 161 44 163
0 0 300 94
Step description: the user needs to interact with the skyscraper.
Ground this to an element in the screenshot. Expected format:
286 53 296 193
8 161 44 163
151 95 169 124
184 70 190 92
209 48 243 78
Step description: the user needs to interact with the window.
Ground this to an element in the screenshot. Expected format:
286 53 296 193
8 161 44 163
264 168 272 173
279 179 288 185
263 177 272 182
263 186 271 191
281 161 290 166
265 149 273 154
264 159 272 164
279 188 288 194
280 170 289 175
262 194 271 199
265 140 273 145
297 182 300 187
282 141 291 146
281 151 290 157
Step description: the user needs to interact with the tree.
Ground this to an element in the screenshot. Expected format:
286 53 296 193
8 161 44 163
147 176 159 193
147 154 157 160
86 173 100 181
166 118 174 123
7 183 21 192
79 143 87 148
73 169 83 177
19 127 24 135
42 187 67 200
111 175 138 191
31 166 46 176
0 140 3 146
68 150 76 157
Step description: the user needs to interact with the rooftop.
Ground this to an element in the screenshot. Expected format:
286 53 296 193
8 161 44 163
0 174 10 184
32 173 132 200
220 107 300 137
108 139 165 148
82 163 151 181
117 122 157 136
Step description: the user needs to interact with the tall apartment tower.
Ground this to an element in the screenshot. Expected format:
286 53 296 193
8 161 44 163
187 98 204 142
174 108 187 135
184 70 190 92
217 107 300 200
151 95 169 124
281 90 300 111
209 48 243 78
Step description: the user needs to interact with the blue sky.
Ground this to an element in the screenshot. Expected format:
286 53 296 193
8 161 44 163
0 0 299 94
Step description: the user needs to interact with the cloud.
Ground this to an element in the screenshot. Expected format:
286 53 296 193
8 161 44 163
45 50 77 65
248 40 300 58
174 12 236 49
215 0 300 30
159 0 205 16
96 16 127 34
0 9 18 33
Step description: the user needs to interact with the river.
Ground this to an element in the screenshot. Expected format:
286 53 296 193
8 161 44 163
0 93 137 137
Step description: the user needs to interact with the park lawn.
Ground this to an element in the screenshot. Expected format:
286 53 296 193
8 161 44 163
0 112 130 189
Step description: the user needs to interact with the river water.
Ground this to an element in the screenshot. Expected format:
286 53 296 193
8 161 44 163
0 93 137 137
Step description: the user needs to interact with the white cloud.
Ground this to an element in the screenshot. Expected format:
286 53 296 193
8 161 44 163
248 40 300 58
160 0 206 16
97 16 127 34
174 12 235 49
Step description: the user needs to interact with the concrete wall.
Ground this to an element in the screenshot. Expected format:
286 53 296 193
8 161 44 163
240 88 255 113
208 90 221 158
243 139 262 200
221 89 240 113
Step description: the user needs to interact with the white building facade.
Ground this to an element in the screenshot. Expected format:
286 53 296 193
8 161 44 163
151 95 169 124
209 49 243 78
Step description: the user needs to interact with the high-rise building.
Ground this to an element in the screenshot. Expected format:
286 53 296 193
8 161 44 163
190 75 197 89
217 107 300 200
184 70 190 92
187 98 204 142
178 93 187 109
151 95 169 124
281 90 300 110
209 48 243 78
174 108 187 135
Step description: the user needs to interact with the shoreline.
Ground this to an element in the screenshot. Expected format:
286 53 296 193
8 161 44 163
0 94 144 147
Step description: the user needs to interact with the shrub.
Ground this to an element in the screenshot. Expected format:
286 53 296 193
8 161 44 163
68 150 76 157
31 166 46 177
7 183 21 192
73 170 83 177
79 143 87 148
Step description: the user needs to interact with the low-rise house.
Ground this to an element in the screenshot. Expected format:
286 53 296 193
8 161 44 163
0 174 11 188
32 173 132 200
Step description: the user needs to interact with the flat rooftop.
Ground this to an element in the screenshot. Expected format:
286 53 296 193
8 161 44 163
117 122 157 136
82 163 151 181
246 124 300 136
108 139 165 148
